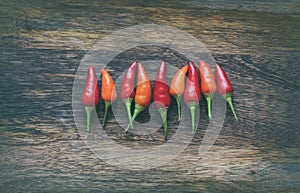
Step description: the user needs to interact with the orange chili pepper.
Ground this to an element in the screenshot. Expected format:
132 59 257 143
169 65 189 121
199 60 217 119
101 69 117 128
125 62 152 133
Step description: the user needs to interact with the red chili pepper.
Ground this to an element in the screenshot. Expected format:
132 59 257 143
81 66 99 132
125 62 152 133
153 61 171 139
184 61 201 133
101 69 117 127
169 65 189 122
120 61 138 129
199 60 217 119
215 64 238 122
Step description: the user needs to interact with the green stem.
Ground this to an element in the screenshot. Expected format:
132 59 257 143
125 104 145 134
225 94 238 122
102 101 111 128
84 106 94 132
206 95 212 119
186 102 198 134
158 107 168 140
123 98 133 129
173 94 182 122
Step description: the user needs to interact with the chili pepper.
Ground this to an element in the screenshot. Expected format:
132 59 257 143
184 61 201 134
120 61 138 129
81 66 99 132
215 64 238 122
153 61 171 139
101 69 117 127
169 65 189 121
199 60 217 119
125 62 152 133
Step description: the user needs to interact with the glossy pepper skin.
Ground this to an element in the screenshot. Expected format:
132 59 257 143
153 61 171 140
101 69 117 128
199 60 217 119
120 61 138 129
184 61 201 134
125 62 152 133
81 66 99 132
169 65 189 121
215 64 238 122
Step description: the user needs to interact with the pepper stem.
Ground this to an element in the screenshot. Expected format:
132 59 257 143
225 94 238 122
123 98 133 129
102 101 111 128
158 107 168 140
206 95 212 119
125 104 145 134
84 106 94 132
173 94 182 122
186 102 198 134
